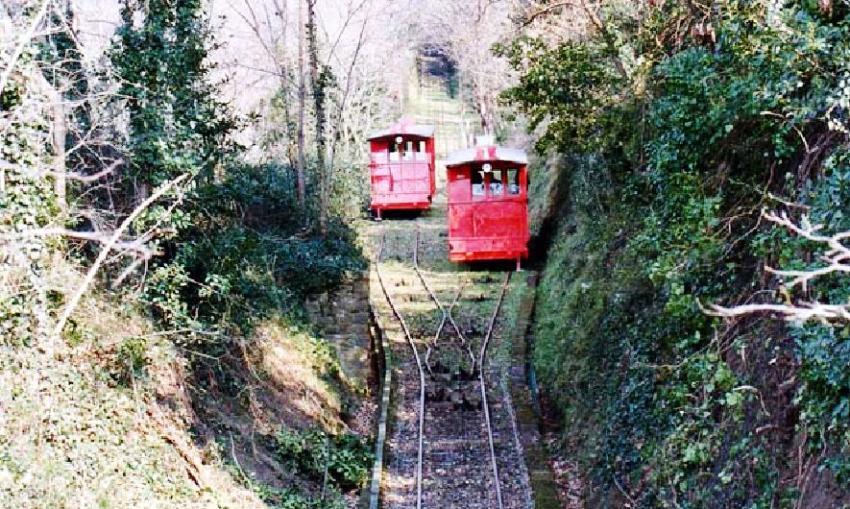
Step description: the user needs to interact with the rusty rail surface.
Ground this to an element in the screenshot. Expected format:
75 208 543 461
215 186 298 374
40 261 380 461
375 227 519 509
374 232 426 509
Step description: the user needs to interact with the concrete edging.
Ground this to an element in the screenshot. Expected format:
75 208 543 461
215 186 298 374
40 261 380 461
367 285 392 509
508 272 561 509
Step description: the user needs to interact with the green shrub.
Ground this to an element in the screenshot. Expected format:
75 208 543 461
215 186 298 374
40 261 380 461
114 337 149 386
140 164 365 342
274 427 372 491
251 484 346 509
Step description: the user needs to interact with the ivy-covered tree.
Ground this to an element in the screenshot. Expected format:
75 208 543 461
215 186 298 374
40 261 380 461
306 0 332 232
111 0 235 194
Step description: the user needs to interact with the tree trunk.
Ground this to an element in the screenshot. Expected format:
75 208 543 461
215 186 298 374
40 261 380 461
296 0 307 211
51 98 67 213
306 0 327 234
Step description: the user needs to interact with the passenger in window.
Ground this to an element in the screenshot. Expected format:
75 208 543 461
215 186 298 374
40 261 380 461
489 174 503 196
389 138 401 162
472 169 485 196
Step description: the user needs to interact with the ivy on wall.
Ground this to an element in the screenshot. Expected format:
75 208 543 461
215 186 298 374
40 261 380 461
506 0 850 505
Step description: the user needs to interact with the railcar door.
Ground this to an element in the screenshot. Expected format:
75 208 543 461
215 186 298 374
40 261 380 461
370 140 392 195
447 164 473 241
391 139 430 197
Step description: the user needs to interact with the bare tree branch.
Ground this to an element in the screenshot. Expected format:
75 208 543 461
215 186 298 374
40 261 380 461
50 173 191 345
0 0 51 96
518 0 574 28
0 158 121 183
1 228 155 258
708 210 850 323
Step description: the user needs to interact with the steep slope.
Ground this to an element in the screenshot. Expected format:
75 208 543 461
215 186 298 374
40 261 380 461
505 2 850 507
0 262 371 509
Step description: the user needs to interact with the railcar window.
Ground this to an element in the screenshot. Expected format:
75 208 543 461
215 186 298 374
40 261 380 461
489 171 503 196
472 168 485 197
388 140 400 162
506 168 520 195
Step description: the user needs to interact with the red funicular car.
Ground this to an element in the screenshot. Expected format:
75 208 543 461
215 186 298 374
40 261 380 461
445 137 530 269
367 118 436 219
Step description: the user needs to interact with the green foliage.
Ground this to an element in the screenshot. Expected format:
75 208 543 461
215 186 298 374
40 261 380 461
252 485 345 509
109 1 364 345
794 324 850 460
787 152 850 483
140 164 365 339
62 318 94 347
114 337 150 385
111 0 236 186
274 427 372 491
511 0 850 505
2 1 366 506
498 37 624 153
0 58 59 347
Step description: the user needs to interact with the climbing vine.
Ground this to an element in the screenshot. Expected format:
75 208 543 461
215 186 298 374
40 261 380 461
1 38 60 346
508 0 850 505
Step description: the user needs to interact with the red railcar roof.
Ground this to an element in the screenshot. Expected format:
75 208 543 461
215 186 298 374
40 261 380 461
368 118 435 141
445 145 528 167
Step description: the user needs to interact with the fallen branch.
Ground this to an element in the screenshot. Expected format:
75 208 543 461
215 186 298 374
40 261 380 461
760 210 850 291
707 302 850 322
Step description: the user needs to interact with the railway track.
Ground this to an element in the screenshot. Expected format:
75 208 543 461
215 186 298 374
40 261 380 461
373 226 532 509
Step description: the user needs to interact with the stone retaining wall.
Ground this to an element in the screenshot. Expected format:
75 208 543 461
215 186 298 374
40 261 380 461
305 271 373 389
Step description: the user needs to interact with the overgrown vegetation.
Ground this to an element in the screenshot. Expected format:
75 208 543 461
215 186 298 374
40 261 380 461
140 165 365 340
11 0 850 506
274 427 372 491
1 1 370 507
506 1 850 506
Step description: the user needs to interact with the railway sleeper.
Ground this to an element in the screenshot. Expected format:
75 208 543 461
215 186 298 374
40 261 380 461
428 362 475 381
426 386 483 409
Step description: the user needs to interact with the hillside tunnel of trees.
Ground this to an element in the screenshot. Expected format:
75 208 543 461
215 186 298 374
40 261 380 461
2 1 850 508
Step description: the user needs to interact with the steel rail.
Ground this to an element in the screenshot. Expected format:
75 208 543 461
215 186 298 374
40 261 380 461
424 284 463 373
412 226 511 509
413 227 476 368
479 271 511 509
369 237 393 509
374 232 426 509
